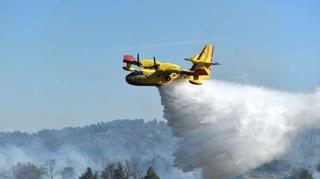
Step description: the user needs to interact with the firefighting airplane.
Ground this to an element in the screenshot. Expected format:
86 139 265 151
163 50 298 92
122 44 220 86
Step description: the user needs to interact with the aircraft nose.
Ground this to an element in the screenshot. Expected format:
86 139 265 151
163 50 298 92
125 73 136 84
126 72 146 85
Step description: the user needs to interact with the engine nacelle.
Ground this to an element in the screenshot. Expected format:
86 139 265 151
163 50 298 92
123 55 136 63
122 55 136 71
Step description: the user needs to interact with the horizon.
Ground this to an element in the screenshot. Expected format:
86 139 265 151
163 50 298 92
0 118 165 133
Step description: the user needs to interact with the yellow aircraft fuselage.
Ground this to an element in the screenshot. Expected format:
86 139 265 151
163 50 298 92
126 60 184 86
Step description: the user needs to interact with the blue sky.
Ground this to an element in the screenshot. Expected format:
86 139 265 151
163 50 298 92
0 0 319 131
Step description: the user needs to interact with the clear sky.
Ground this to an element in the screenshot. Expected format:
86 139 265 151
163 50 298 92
0 0 319 132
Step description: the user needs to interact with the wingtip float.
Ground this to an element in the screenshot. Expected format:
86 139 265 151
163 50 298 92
122 44 220 86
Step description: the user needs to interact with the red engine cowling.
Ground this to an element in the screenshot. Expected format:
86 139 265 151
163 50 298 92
123 55 136 63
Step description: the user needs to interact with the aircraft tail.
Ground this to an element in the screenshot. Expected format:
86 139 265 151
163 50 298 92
186 44 219 84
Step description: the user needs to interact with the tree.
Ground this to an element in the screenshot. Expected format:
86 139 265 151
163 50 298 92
297 168 314 179
60 166 75 179
45 159 56 179
13 162 45 179
0 167 11 179
287 168 314 179
143 167 160 179
124 158 143 179
101 159 142 179
101 162 125 179
100 162 116 179
113 162 125 179
79 167 98 179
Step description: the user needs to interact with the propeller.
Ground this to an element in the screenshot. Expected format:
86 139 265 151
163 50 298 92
153 56 160 70
136 53 141 66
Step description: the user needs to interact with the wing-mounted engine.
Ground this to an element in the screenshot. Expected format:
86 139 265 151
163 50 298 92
122 54 137 71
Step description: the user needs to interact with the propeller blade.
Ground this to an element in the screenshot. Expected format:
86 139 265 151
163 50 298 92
136 53 141 66
153 56 159 69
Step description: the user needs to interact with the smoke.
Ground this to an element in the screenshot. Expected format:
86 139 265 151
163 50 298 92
158 80 320 179
0 144 101 177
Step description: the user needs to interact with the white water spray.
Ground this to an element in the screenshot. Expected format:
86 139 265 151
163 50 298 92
159 80 320 179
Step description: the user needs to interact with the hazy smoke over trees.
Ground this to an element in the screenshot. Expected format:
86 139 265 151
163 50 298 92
159 80 320 179
0 120 199 179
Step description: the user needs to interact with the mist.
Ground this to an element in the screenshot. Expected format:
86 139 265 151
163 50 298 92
0 120 200 179
0 144 100 177
159 80 320 179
